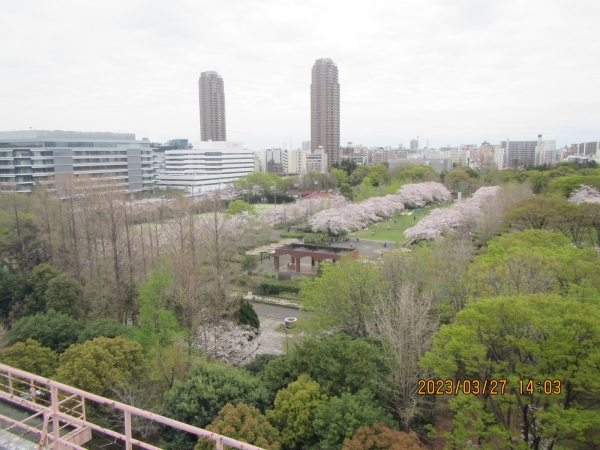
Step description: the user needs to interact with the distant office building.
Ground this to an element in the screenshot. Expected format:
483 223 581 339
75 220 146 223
501 138 538 168
302 141 311 152
306 147 328 174
158 141 253 193
342 143 369 165
578 142 599 157
389 152 452 174
199 71 226 142
311 58 340 168
410 139 419 151
0 130 155 192
500 135 556 168
479 143 499 169
153 139 191 175
254 149 286 174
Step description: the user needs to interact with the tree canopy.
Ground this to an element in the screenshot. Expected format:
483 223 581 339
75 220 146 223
265 375 327 450
421 293 600 448
300 258 380 338
56 337 147 398
261 333 383 398
342 423 423 450
195 403 281 450
311 390 395 450
6 309 85 353
0 338 58 377
161 360 272 450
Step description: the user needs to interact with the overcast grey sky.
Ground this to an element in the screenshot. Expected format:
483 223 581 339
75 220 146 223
1 0 598 150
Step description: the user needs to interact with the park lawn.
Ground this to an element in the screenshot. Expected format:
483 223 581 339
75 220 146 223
349 203 452 244
254 203 276 213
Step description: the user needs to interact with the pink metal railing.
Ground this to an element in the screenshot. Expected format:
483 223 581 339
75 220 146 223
0 363 265 450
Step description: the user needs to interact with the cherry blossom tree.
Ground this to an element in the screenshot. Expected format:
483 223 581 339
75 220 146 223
404 186 500 243
568 184 600 204
309 182 451 234
309 195 405 234
396 182 452 208
194 320 263 367
259 196 347 226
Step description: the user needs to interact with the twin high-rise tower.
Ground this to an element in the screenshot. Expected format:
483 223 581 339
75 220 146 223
199 71 226 141
199 59 340 166
311 58 340 168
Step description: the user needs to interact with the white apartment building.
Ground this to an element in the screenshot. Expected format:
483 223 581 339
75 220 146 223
535 138 557 165
283 149 308 175
158 141 253 193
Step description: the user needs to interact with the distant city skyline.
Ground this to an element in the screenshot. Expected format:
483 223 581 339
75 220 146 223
0 0 598 150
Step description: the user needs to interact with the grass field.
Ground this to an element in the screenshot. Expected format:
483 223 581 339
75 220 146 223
349 203 452 244
254 204 276 213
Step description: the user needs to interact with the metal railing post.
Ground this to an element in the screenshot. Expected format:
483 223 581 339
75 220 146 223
216 437 224 450
7 373 12 395
124 410 132 450
51 385 60 446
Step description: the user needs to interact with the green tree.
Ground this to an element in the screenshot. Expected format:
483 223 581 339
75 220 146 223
0 269 28 320
330 168 348 186
339 183 354 201
56 337 147 397
135 267 180 350
243 354 279 376
300 258 381 338
6 309 85 353
392 164 440 184
0 338 58 377
261 333 383 398
161 360 272 450
265 375 327 450
421 294 600 449
226 200 256 216
468 230 600 298
342 423 423 450
443 170 478 195
195 403 281 450
355 178 377 201
311 390 396 450
504 195 564 230
45 274 82 318
234 172 283 194
0 205 47 273
78 318 135 343
24 263 62 315
233 299 260 330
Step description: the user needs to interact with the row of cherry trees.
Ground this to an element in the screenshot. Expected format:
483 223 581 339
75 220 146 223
258 195 347 226
403 186 500 243
307 182 452 234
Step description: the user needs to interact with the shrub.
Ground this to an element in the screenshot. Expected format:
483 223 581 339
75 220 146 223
241 255 258 271
233 299 260 330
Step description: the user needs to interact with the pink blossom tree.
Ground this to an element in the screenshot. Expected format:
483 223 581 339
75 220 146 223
396 182 453 208
568 185 600 204
404 186 500 243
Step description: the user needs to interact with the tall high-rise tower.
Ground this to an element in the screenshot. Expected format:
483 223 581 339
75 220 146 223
199 71 226 141
311 59 339 168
